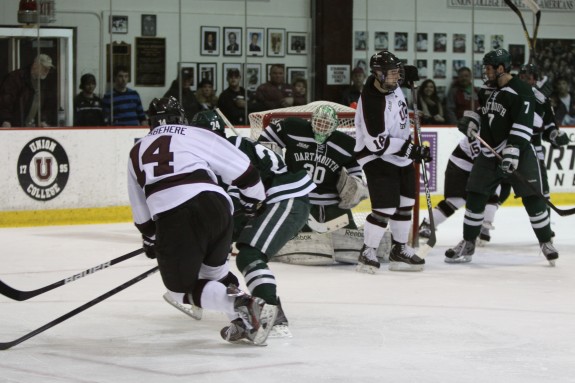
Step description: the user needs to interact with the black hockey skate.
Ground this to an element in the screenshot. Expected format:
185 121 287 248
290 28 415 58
445 239 475 263
388 243 425 272
540 241 558 267
355 244 380 274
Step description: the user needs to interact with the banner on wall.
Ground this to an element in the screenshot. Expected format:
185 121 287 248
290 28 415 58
446 0 575 12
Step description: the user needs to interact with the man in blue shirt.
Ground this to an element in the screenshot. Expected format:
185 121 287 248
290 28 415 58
102 65 147 126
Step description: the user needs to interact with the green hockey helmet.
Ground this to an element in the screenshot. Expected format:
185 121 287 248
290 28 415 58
311 105 338 144
191 110 226 138
482 49 512 72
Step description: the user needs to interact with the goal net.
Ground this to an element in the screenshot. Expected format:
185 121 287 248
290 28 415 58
248 101 370 226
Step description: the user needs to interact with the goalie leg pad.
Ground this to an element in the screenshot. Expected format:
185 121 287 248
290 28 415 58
332 228 391 264
274 232 335 266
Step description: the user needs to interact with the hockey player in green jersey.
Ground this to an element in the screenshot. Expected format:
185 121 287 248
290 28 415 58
187 110 315 339
258 104 365 230
446 49 559 266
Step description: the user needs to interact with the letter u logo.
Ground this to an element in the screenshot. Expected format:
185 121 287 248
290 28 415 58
35 157 52 180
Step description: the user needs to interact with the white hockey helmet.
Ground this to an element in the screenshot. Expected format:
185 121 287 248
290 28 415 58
311 105 338 144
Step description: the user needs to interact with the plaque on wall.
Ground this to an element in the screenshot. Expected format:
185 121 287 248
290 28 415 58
135 37 166 87
105 42 131 82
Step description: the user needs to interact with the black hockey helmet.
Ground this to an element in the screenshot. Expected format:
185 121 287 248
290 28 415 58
483 49 512 72
190 110 226 138
369 50 404 91
148 96 187 128
519 63 540 81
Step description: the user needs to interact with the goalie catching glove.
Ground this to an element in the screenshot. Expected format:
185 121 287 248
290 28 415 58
458 110 480 141
399 140 432 163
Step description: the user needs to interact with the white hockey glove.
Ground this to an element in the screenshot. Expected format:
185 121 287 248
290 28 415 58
239 195 265 218
457 111 480 141
498 145 520 177
549 129 570 147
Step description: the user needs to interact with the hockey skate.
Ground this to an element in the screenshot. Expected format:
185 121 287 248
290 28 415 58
476 222 493 247
162 291 203 320
388 243 425 272
268 297 292 338
221 285 277 346
418 218 432 239
445 239 475 263
355 244 380 274
540 241 558 267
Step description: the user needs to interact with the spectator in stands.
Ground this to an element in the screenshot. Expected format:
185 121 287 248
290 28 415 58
163 68 200 122
217 68 247 125
292 77 308 106
255 64 294 110
102 65 147 126
341 67 366 107
0 54 55 127
445 66 478 124
74 73 105 126
195 78 218 111
550 76 575 125
418 79 445 125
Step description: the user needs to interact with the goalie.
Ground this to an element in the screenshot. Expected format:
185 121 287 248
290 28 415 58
259 105 382 266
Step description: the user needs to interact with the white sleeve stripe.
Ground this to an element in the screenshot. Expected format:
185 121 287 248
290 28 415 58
326 141 353 156
510 130 532 141
261 128 286 148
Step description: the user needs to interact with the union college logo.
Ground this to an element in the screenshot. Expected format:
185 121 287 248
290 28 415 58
17 137 70 201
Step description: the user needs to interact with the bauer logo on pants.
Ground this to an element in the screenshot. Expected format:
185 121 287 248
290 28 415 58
17 137 70 201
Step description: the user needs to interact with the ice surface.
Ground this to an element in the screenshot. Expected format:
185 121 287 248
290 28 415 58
1 206 574 383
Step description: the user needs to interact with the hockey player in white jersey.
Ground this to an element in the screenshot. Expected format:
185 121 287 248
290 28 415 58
127 96 277 345
354 50 432 273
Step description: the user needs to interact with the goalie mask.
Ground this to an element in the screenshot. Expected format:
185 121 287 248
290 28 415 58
190 110 226 138
148 96 187 128
311 105 338 144
482 49 512 86
369 50 405 92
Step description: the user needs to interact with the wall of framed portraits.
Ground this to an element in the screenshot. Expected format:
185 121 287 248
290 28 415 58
353 0 575 103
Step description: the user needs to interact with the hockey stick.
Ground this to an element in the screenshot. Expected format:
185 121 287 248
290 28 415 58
307 214 349 234
0 266 159 350
471 131 575 217
503 0 540 64
524 0 541 53
0 248 144 301
406 66 436 258
215 108 241 136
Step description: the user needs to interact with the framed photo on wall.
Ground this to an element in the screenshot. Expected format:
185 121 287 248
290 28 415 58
374 31 389 50
433 59 447 79
474 34 485 53
141 14 156 37
415 33 428 52
434 33 447 52
110 15 128 34
509 44 525 69
287 67 307 85
198 62 217 91
223 27 242 56
287 32 307 55
453 33 466 53
267 28 286 57
178 62 197 91
354 31 367 51
245 63 262 92
394 32 408 51
416 59 428 79
223 63 243 88
201 26 220 56
247 28 264 57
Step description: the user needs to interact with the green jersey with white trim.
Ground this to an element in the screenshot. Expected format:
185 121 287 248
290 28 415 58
478 76 535 154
